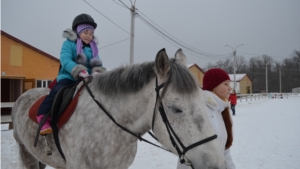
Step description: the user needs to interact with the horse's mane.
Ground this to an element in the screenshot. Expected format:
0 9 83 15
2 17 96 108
93 59 198 96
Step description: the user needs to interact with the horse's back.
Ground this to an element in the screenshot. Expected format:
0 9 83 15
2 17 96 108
11 87 49 138
12 88 49 117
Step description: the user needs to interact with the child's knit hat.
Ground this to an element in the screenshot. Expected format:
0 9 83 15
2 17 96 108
76 23 98 58
202 68 230 91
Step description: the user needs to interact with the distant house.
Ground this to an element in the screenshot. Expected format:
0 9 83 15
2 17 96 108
188 63 205 87
1 30 60 103
228 74 252 94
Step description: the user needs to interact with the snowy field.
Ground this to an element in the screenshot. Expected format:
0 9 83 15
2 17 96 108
1 95 300 169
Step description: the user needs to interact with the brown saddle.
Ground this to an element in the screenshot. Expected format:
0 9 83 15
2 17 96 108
28 88 81 129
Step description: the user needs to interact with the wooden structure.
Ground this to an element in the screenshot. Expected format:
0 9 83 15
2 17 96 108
188 63 205 87
229 74 252 94
1 30 60 111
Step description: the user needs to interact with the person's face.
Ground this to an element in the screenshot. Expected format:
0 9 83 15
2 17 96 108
213 80 232 100
79 30 93 44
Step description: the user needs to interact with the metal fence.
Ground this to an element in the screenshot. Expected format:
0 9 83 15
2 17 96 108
236 93 299 102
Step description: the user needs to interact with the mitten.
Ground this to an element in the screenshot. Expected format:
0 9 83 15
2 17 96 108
78 70 89 79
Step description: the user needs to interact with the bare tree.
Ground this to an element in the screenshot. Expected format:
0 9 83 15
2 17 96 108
201 50 300 93
236 55 247 73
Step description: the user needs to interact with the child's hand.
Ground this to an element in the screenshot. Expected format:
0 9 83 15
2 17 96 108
78 70 89 79
91 70 101 76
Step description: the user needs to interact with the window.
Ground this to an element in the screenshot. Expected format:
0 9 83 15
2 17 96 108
36 80 52 88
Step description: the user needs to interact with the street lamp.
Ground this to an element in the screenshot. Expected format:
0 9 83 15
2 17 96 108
224 43 246 92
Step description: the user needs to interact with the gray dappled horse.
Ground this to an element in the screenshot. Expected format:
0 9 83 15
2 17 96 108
12 49 226 169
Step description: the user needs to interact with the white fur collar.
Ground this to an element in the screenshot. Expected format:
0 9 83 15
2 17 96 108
62 29 99 45
203 90 229 112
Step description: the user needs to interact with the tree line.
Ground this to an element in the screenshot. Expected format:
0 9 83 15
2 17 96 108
203 50 300 93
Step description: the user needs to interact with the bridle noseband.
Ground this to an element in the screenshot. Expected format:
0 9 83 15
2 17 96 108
151 76 217 166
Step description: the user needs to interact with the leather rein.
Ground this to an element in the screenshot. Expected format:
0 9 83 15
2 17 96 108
83 76 217 168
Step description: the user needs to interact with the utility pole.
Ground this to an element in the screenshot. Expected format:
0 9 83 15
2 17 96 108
224 43 246 92
129 3 136 65
279 67 281 93
266 61 269 94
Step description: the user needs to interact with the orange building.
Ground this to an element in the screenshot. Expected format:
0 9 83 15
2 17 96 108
1 30 60 103
188 63 205 87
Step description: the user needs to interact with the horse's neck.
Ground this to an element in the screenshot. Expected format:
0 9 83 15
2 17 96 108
88 83 156 135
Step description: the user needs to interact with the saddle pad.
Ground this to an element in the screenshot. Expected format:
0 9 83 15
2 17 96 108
29 92 80 129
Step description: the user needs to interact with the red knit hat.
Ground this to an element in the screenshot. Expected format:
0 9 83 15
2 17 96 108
202 68 230 91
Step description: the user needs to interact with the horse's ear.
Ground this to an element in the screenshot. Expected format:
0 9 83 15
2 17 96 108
175 48 187 67
155 48 170 77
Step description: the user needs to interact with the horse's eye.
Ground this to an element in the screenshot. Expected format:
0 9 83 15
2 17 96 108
175 109 183 113
172 107 182 113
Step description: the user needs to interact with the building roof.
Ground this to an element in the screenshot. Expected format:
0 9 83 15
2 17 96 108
228 74 248 82
188 63 205 73
1 30 59 62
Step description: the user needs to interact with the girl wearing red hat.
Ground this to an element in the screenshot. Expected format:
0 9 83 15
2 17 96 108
202 68 235 168
177 68 236 169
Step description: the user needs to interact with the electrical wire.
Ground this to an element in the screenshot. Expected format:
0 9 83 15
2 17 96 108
137 14 231 61
137 9 232 57
112 0 128 9
83 0 130 35
137 14 232 60
118 0 131 10
99 37 130 49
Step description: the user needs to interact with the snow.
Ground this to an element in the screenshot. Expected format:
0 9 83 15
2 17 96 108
228 74 246 81
1 95 300 169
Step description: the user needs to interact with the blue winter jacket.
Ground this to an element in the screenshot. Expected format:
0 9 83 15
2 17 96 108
57 39 99 82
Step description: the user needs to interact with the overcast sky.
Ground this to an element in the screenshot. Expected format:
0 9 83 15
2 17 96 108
2 0 300 70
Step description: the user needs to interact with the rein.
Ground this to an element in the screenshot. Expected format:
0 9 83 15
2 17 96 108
83 76 217 168
82 78 171 152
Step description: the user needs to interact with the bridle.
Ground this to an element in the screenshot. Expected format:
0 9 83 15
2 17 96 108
82 76 217 168
151 76 218 167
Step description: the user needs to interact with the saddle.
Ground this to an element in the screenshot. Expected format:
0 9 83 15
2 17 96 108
29 81 83 129
30 80 87 161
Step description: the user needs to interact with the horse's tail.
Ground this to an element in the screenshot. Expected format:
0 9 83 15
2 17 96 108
16 142 46 169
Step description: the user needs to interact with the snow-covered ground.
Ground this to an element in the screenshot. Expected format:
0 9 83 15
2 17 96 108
1 95 300 169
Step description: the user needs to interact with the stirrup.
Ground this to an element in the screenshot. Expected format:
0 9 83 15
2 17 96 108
42 135 52 156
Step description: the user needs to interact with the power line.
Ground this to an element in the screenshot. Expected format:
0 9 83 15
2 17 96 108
83 0 130 35
136 12 232 59
112 0 128 9
118 0 131 10
137 9 232 57
137 13 230 60
138 15 231 59
99 37 130 49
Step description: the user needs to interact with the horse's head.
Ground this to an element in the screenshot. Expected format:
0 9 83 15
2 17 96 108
153 48 226 168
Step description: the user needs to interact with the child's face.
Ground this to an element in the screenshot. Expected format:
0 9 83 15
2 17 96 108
213 80 232 100
79 30 93 44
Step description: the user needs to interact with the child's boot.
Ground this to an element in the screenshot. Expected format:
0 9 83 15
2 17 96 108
36 115 53 135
